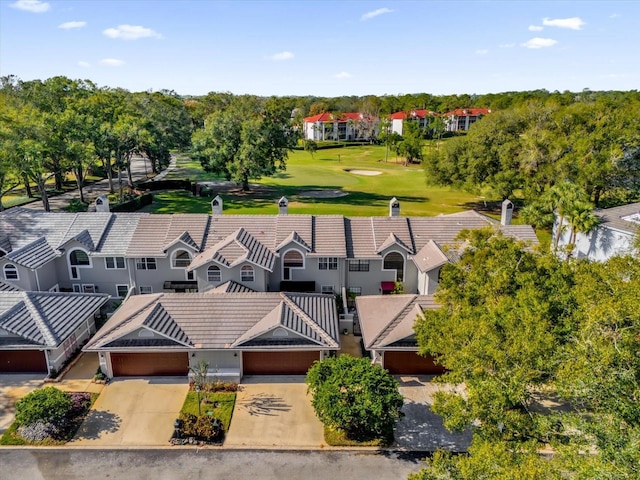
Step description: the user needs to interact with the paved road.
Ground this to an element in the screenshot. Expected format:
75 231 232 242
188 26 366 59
23 155 176 212
0 449 426 479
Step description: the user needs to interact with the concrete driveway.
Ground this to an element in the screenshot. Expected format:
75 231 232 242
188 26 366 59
393 375 472 452
70 377 188 446
0 374 44 433
225 376 326 448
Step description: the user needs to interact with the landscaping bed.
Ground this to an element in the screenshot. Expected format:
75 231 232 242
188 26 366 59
0 388 98 446
324 426 391 447
171 383 236 445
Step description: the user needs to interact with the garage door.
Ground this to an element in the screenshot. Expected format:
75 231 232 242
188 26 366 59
243 351 320 375
384 351 445 375
0 350 47 373
111 352 189 376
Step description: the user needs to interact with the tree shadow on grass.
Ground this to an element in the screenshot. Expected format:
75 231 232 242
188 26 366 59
71 410 121 441
237 393 291 417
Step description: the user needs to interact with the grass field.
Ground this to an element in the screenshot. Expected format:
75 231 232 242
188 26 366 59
146 145 492 217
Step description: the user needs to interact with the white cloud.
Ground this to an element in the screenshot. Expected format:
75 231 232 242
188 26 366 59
521 37 558 49
476 49 489 55
333 71 352 79
77 61 91 68
361 7 393 21
542 17 586 30
99 58 125 67
103 24 162 40
10 0 50 13
58 21 86 29
499 43 516 48
269 51 294 61
528 25 543 31
609 13 620 19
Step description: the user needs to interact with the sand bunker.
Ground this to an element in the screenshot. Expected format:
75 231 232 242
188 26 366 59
346 169 382 176
300 190 349 198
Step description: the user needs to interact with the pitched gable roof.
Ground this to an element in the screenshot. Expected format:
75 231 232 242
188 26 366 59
208 280 255 294
389 109 435 120
276 231 312 252
85 292 339 351
0 292 109 348
6 237 58 269
357 294 439 350
412 240 449 272
593 202 640 235
189 228 276 272
127 214 209 257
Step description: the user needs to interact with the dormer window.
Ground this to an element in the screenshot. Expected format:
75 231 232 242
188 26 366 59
207 265 221 282
241 265 255 282
283 249 304 280
173 250 191 268
69 248 91 280
3 264 18 281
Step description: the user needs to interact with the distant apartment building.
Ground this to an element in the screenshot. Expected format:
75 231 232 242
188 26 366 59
303 112 378 142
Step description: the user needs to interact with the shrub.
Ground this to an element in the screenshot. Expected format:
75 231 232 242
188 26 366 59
14 387 73 427
194 416 222 439
306 356 404 441
69 392 91 416
178 413 198 437
64 199 89 212
17 421 59 442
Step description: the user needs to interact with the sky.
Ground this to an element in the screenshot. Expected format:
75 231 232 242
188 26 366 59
1 0 639 97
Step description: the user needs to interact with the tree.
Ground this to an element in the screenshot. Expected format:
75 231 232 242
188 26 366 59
306 355 404 441
304 139 317 158
396 120 423 165
192 98 296 191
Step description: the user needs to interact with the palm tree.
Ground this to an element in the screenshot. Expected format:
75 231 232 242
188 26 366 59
541 182 589 252
564 201 599 258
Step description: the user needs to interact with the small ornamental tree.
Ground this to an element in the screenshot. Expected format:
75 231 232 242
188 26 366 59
14 387 73 426
306 355 404 441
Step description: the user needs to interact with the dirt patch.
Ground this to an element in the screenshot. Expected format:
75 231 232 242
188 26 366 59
299 190 348 199
345 169 382 176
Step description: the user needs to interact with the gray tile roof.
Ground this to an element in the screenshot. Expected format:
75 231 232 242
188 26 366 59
85 292 339 351
208 281 255 293
190 228 276 272
95 213 147 256
0 281 22 292
6 237 58 269
0 291 110 348
594 202 640 235
357 294 439 350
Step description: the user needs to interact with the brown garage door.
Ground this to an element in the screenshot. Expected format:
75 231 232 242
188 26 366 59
243 351 319 375
111 352 189 376
0 350 47 373
384 351 445 375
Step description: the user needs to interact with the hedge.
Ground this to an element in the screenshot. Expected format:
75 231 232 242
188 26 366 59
137 179 192 191
110 193 153 212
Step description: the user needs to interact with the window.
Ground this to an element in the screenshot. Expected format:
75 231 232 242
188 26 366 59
207 265 221 282
136 258 157 270
383 252 405 282
241 265 255 282
139 286 153 294
69 248 91 280
318 257 338 270
283 249 304 281
321 285 334 294
173 250 191 268
105 257 126 269
116 285 129 298
347 287 362 295
3 264 18 281
69 249 90 266
82 284 96 293
72 284 81 293
348 260 369 272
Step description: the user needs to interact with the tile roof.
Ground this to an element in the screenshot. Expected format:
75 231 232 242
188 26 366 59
303 112 369 123
411 240 449 272
446 108 491 117
85 292 339 351
0 281 22 292
0 291 110 348
190 228 276 272
126 214 209 257
389 109 435 120
593 202 640 235
357 294 439 350
208 280 255 294
6 237 58 269
95 213 146 256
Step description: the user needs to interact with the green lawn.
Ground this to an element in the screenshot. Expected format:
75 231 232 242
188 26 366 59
153 146 489 216
180 392 236 431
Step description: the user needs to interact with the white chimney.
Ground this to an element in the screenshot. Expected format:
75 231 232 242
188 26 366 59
94 195 110 213
501 199 513 225
278 196 288 215
389 197 400 217
211 195 223 215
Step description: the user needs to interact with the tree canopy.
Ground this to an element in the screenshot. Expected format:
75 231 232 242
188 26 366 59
306 355 404 441
411 229 640 479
